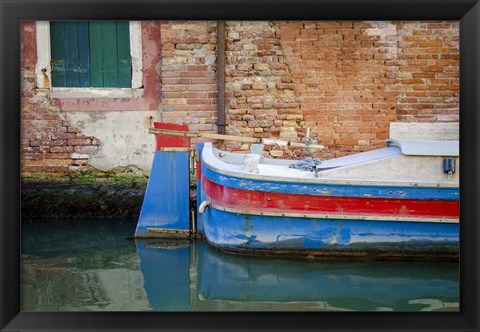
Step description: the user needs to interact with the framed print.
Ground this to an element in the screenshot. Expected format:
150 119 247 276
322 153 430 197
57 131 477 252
1 0 479 331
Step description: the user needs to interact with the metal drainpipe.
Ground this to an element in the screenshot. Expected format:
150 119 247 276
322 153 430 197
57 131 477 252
217 21 226 135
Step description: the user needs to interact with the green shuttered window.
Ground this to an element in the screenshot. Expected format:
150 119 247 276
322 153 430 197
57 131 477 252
50 21 132 88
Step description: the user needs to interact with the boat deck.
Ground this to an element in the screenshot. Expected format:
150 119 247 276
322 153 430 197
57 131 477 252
203 141 459 186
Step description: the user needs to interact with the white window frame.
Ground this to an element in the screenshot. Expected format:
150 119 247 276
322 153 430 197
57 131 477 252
35 21 144 98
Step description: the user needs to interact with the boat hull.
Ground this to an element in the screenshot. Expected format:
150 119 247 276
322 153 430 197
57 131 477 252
201 206 459 260
197 141 459 259
199 153 459 259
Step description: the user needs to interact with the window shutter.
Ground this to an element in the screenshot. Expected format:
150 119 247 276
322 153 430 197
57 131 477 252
77 22 91 87
116 21 132 88
52 21 131 88
50 21 91 87
50 22 67 87
89 21 104 87
89 21 132 88
102 21 119 87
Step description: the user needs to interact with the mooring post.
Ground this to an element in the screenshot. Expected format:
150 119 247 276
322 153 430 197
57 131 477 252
135 122 191 239
195 142 205 235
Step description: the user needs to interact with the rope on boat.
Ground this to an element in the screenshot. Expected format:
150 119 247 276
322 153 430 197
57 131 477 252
148 128 324 150
289 157 322 172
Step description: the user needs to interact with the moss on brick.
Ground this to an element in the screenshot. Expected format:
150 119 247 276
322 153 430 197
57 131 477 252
21 169 150 219
68 170 148 186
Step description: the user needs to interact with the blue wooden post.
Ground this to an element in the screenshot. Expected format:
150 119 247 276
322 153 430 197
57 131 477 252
195 143 205 235
135 123 191 239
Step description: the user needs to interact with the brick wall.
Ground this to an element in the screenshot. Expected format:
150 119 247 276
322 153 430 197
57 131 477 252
219 20 459 158
396 22 459 122
21 81 102 179
21 22 101 179
224 22 303 157
21 20 459 179
160 21 219 132
276 21 399 158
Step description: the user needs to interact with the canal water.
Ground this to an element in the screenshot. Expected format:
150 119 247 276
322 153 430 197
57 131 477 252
21 219 459 312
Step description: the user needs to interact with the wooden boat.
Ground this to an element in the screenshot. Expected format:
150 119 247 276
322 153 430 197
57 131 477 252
196 139 459 259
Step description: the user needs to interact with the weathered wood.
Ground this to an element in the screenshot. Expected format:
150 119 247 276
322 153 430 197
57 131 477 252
202 177 459 223
215 204 459 224
77 22 91 87
159 147 192 152
64 22 80 86
50 21 67 86
200 132 260 143
116 21 132 87
102 21 118 87
149 128 324 150
89 21 104 87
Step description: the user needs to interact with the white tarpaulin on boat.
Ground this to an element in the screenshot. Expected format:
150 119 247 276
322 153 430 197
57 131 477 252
386 139 459 157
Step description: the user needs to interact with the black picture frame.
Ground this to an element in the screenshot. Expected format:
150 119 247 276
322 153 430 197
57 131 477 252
1 0 479 331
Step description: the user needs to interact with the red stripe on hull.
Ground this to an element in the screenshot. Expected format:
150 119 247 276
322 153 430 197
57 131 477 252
202 176 459 219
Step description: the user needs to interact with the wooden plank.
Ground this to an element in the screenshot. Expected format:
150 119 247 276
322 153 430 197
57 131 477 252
149 128 324 149
50 21 66 87
116 21 132 87
89 21 104 87
150 128 201 138
214 204 460 224
102 21 118 87
64 21 80 87
159 148 192 152
203 133 261 143
149 128 259 143
288 141 324 150
77 21 91 87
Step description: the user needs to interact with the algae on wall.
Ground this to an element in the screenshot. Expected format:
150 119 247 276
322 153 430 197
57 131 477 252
21 170 149 219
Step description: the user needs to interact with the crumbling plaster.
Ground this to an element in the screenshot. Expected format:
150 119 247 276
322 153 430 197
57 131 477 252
65 111 158 175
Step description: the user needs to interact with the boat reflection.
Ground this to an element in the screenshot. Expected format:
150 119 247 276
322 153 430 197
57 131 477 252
135 239 459 312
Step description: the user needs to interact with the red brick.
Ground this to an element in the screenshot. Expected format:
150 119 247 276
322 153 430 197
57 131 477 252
68 138 91 146
49 146 74 153
74 146 99 154
187 65 208 71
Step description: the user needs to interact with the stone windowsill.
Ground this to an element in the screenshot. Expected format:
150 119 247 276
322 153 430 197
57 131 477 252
36 88 145 99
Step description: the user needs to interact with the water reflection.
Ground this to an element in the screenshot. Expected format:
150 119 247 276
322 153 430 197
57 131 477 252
21 220 459 312
137 239 459 312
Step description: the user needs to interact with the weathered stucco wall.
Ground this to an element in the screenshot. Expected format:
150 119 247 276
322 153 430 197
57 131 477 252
64 112 156 174
21 20 459 181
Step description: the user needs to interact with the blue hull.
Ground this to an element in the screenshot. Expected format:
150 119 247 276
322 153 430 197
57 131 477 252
201 207 459 259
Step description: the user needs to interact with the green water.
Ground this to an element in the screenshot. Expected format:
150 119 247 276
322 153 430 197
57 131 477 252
21 219 459 312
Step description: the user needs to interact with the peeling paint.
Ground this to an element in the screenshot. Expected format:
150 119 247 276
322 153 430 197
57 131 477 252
65 111 157 174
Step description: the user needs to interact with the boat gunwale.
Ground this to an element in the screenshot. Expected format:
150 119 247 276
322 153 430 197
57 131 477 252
201 143 459 189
